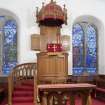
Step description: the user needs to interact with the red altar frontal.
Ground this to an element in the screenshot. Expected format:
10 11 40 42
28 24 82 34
37 83 96 105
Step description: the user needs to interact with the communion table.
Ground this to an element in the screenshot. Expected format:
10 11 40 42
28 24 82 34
38 83 96 105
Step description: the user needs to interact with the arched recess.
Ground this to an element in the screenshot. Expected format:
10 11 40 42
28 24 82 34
0 8 19 75
72 15 104 75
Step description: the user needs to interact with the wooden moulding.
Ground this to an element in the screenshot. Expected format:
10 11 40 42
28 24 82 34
47 52 65 57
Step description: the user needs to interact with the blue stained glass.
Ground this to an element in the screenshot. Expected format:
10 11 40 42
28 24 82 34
72 24 84 47
73 67 84 75
72 24 84 75
72 23 97 75
4 20 17 29
86 25 96 74
73 47 83 66
3 19 17 75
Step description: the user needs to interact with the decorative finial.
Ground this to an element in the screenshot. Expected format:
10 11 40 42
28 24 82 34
36 7 39 23
42 2 44 7
63 4 66 9
63 4 67 25
36 7 39 16
51 0 53 3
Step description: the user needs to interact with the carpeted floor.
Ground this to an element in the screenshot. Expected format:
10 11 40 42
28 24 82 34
1 80 105 105
1 97 105 105
75 97 105 105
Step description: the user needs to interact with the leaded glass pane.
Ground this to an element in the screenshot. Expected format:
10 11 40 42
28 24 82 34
86 25 96 74
3 20 17 75
0 30 3 73
72 24 84 75
72 23 97 75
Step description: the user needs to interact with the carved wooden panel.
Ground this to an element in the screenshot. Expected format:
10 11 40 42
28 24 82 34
31 35 47 52
37 52 68 83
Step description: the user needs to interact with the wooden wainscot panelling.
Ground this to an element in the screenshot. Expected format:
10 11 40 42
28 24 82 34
37 52 68 84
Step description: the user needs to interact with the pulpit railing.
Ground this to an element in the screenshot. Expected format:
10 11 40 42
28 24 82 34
37 83 96 105
8 63 36 105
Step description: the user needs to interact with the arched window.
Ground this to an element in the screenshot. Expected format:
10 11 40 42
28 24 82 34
0 16 17 75
72 22 97 75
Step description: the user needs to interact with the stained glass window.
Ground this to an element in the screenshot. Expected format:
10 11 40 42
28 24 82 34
72 23 97 75
0 16 17 75
86 25 97 74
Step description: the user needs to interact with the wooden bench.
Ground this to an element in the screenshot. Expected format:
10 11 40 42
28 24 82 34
0 87 4 93
0 87 4 103
95 76 105 101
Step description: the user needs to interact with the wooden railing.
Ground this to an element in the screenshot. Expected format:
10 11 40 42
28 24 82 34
8 63 37 105
38 83 95 105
